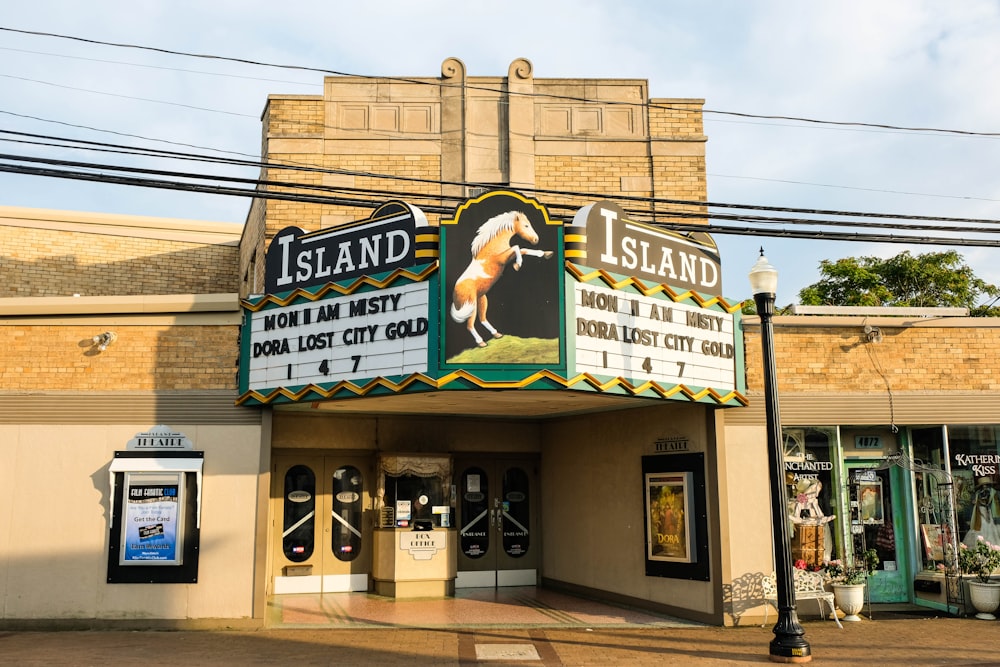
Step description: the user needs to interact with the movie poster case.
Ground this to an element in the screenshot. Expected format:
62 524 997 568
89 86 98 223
641 453 709 581
645 471 693 563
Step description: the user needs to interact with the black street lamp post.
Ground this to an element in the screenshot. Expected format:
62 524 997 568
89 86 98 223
749 250 811 664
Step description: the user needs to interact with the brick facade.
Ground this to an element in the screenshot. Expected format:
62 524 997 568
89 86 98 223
0 207 242 394
744 318 1000 394
1 210 239 298
0 324 238 391
240 59 708 291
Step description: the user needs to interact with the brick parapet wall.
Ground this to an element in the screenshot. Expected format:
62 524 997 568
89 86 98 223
648 98 706 138
3 225 238 298
743 318 1000 393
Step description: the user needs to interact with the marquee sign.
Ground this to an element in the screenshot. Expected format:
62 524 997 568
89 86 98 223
246 282 430 389
572 281 736 390
567 201 721 294
238 191 745 407
265 202 433 294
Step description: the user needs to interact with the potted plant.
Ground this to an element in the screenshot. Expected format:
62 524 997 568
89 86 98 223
958 537 1000 619
825 548 879 622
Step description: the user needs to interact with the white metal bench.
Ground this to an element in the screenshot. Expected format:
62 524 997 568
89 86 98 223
761 569 843 629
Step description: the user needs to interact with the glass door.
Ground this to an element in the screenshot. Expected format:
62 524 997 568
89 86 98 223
454 457 538 588
271 454 374 594
847 463 911 603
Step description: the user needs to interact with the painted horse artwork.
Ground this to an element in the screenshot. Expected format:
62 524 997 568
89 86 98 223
450 210 554 348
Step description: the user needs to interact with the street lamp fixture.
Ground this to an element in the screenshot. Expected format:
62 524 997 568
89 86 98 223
749 249 811 664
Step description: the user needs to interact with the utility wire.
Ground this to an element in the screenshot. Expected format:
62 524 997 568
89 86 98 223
5 128 1000 230
4 107 996 211
3 160 1000 249
3 25 999 138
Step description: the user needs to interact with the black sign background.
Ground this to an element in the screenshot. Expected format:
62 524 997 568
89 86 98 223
264 202 422 294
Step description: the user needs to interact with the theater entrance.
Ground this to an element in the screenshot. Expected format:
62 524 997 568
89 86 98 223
454 457 539 588
270 453 375 594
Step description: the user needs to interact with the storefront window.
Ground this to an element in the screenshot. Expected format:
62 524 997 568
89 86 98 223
910 427 951 572
783 427 839 566
948 426 1000 549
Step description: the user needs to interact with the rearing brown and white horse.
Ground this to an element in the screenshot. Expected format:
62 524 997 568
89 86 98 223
450 210 553 348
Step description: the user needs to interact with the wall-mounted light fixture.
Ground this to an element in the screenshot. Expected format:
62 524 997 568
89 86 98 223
92 331 117 351
863 323 883 344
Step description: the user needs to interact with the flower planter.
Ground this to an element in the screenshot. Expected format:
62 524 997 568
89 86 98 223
832 583 866 622
967 581 1000 620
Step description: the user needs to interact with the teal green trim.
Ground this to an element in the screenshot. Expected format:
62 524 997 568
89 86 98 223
914 597 960 615
733 310 747 394
237 308 251 395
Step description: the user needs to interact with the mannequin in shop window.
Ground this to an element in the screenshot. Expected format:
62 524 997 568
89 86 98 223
963 476 1000 547
789 477 836 565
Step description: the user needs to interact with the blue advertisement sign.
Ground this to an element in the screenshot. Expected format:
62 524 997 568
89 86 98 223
121 473 183 565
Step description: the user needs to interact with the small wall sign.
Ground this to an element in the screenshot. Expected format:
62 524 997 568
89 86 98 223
127 425 193 450
399 531 447 560
855 435 883 450
654 436 690 454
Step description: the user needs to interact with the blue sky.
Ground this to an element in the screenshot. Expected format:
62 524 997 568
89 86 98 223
2 1 999 305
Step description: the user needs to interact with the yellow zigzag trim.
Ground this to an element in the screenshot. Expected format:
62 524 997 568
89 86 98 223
238 369 748 406
566 262 741 313
243 263 438 311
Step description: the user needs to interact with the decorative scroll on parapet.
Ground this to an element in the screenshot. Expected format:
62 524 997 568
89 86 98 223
509 58 533 80
442 57 466 80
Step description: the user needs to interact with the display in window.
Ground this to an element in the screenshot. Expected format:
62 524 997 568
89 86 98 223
859 479 884 525
963 476 1000 548
921 523 949 561
788 477 835 568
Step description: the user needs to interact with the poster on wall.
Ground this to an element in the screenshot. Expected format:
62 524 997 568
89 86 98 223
858 478 885 525
645 472 693 563
641 453 709 581
120 472 184 565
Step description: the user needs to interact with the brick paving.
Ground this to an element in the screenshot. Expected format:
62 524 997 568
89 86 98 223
1 613 996 666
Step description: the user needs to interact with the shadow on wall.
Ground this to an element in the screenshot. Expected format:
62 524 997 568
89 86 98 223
723 571 770 626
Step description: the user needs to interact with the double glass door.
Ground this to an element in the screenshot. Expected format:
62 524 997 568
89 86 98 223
454 458 538 588
271 454 374 594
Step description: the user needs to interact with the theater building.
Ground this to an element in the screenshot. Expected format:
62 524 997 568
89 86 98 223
1 59 996 629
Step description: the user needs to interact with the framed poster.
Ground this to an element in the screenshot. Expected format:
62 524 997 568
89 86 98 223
107 450 202 584
641 453 709 581
120 472 184 565
645 472 693 563
858 479 884 525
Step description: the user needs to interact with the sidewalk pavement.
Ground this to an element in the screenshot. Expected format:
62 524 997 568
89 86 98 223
1 613 996 666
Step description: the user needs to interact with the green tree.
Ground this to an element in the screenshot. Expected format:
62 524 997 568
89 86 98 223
798 250 1000 316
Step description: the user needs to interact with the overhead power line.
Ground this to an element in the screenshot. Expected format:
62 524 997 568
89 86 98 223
5 128 1000 229
3 25 999 138
2 156 1000 248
